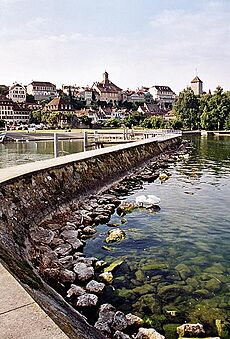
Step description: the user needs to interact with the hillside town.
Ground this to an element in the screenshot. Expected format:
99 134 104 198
0 72 204 129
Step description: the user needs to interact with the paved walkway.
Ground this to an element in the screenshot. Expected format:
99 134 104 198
0 263 68 339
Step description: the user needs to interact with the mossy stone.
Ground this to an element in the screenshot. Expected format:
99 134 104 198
186 277 199 289
194 288 211 297
175 263 192 280
132 293 161 315
142 261 168 271
190 255 207 265
158 284 191 302
205 263 226 275
135 269 145 282
104 259 124 273
151 274 164 283
133 283 154 295
116 287 133 299
204 278 221 292
143 314 167 333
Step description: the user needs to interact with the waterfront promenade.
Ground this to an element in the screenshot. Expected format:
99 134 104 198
0 263 68 339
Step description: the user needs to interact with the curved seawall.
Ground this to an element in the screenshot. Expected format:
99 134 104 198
0 136 180 338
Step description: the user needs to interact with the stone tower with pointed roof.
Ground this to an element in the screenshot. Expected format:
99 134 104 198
191 76 203 95
92 71 122 103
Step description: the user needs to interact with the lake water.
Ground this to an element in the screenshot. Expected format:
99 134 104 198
84 135 230 338
0 139 84 168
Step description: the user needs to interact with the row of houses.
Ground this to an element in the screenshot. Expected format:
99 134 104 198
0 72 203 125
3 71 177 107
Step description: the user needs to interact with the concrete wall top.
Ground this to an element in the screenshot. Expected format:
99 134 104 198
0 135 176 184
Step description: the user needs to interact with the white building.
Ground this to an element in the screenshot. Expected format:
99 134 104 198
8 83 26 103
148 85 176 109
0 95 14 123
122 90 145 103
27 81 57 101
0 95 30 124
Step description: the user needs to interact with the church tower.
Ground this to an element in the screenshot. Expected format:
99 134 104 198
191 76 203 95
103 71 109 86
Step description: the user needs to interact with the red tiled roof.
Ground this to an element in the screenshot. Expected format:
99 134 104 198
30 81 56 87
46 97 73 110
94 74 122 94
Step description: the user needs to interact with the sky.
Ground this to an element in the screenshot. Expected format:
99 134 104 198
0 0 230 93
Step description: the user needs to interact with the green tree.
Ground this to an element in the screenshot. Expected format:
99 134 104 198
173 88 200 129
200 86 230 130
123 111 145 128
105 118 122 128
141 116 165 129
224 114 230 130
30 110 42 124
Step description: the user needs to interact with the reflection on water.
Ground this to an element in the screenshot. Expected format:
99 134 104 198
0 140 84 168
84 136 230 338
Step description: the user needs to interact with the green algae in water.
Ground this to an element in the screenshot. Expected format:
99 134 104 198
104 259 124 273
84 136 230 337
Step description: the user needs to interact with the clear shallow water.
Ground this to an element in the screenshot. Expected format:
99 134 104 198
0 140 84 168
85 136 230 338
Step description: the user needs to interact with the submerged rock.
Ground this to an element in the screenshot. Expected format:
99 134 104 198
105 229 126 243
104 259 124 273
158 284 190 302
175 263 192 280
117 202 138 215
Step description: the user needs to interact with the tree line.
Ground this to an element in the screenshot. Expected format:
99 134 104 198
173 86 230 130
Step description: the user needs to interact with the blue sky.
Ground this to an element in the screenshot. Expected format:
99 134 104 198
0 0 229 93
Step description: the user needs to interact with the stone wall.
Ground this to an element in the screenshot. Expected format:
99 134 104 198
0 136 180 338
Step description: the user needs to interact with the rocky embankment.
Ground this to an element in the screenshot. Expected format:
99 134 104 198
27 140 206 339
